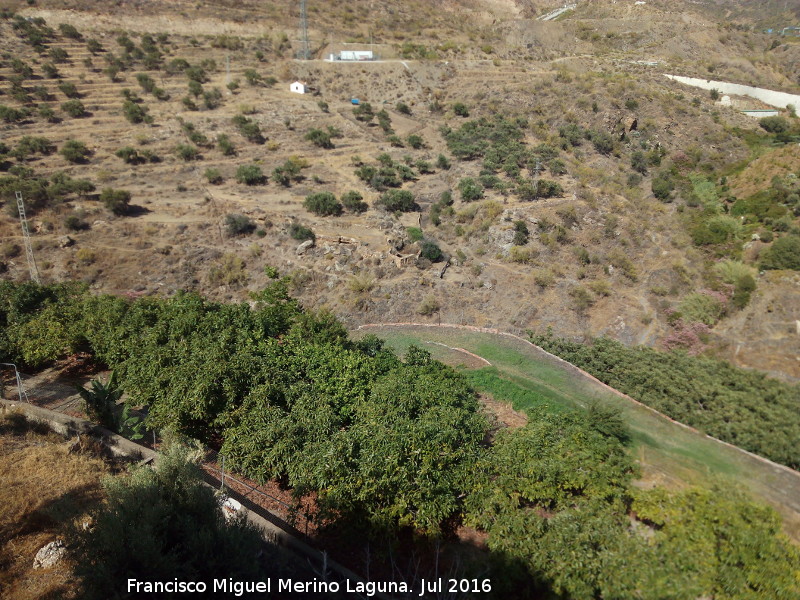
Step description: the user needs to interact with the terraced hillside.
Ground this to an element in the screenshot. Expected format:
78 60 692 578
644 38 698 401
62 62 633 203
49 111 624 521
0 0 799 381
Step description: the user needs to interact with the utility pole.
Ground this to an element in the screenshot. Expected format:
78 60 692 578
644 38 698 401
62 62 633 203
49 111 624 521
15 191 40 284
299 0 310 60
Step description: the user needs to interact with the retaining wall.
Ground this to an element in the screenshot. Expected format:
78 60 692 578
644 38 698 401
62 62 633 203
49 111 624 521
664 74 800 109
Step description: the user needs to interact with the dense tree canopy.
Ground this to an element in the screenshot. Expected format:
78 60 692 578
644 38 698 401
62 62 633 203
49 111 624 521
2 281 799 598
529 333 800 469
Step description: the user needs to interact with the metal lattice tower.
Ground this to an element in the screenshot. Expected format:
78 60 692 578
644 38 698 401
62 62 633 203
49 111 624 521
299 0 310 60
15 191 41 284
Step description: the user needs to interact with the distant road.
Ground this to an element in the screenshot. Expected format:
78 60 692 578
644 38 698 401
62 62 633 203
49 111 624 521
537 4 577 21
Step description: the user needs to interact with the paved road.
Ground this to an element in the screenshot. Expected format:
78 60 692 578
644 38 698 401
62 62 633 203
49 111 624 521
537 4 577 21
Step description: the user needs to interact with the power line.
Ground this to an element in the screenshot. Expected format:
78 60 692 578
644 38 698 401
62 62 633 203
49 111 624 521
299 0 310 60
15 191 40 284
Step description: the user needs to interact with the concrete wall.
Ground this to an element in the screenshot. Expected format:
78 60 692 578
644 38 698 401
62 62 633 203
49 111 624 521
665 74 800 110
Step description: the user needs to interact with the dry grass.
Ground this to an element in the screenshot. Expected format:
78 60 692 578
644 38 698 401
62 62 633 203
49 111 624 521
0 412 108 600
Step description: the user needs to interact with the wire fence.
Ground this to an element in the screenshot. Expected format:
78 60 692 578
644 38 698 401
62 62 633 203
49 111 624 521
202 452 316 538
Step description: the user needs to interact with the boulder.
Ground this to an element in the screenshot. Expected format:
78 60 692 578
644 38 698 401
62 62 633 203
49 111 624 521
296 240 315 255
33 540 66 569
58 235 75 248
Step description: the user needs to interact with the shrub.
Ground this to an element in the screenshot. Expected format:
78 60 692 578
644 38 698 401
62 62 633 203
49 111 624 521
631 151 648 174
304 192 342 216
417 294 440 315
58 81 80 98
136 72 156 93
627 173 642 187
188 79 203 98
548 158 567 175
271 157 305 186
458 177 484 202
419 240 444 262
203 88 222 110
453 102 469 117
86 38 103 53
76 248 96 265
204 168 223 184
436 154 451 170
376 189 418 212
569 285 595 313
225 213 255 236
217 134 235 156
759 116 789 135
731 274 756 309
407 227 424 242
74 444 267 600
289 222 315 241
305 128 333 149
235 164 265 185
652 171 674 201
509 246 533 263
61 99 87 118
559 123 584 147
405 135 424 150
175 144 199 161
588 279 612 297
0 105 28 123
317 100 329 113
11 58 33 78
100 188 131 215
691 215 742 246
185 65 208 83
513 220 529 245
13 135 55 159
232 116 264 144
60 139 91 163
760 235 800 270
58 22 82 39
64 213 89 231
589 130 614 154
353 102 375 122
42 63 59 78
341 190 368 213
713 260 755 284
517 179 563 201
122 99 152 124
243 68 262 86
348 273 375 293
115 146 144 164
678 292 727 326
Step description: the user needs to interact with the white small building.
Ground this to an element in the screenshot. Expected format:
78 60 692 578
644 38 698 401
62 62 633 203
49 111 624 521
339 50 374 61
290 81 308 94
